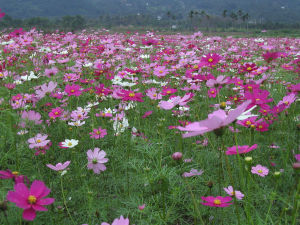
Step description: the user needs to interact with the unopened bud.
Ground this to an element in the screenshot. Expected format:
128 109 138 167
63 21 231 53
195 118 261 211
172 152 183 160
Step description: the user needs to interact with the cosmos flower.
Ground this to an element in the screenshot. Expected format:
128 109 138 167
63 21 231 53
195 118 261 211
201 196 233 207
177 100 251 138
6 180 55 221
226 144 258 155
59 139 79 148
101 215 129 225
87 148 108 174
182 169 204 177
224 186 244 200
251 165 269 177
28 134 50 149
46 161 70 171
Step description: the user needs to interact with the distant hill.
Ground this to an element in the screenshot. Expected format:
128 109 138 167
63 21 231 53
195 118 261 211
0 0 299 23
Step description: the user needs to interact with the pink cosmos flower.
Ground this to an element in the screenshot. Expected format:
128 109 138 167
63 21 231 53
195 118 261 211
295 154 300 162
65 84 82 97
182 169 204 177
46 161 70 171
20 110 42 127
251 164 269 177
48 107 64 119
153 66 169 77
28 134 50 149
177 100 251 138
87 148 108 174
0 170 29 184
117 90 144 102
145 87 162 100
89 127 107 139
35 81 57 99
201 53 221 66
142 111 153 118
208 88 218 98
206 75 229 88
226 144 258 155
101 215 129 225
224 186 244 200
6 180 55 221
201 196 233 207
158 93 194 110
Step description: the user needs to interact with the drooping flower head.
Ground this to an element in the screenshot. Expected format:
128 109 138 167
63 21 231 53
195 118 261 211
226 144 258 155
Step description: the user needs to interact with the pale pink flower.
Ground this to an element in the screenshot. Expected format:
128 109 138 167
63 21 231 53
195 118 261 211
28 134 50 149
101 215 129 225
224 186 244 200
251 164 269 177
178 100 251 138
182 169 204 177
46 161 70 171
87 148 108 174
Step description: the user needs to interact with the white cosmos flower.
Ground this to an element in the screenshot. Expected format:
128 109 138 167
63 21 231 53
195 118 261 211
68 121 85 127
60 139 79 148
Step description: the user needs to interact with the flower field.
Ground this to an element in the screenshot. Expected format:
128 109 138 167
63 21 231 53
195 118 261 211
0 29 299 225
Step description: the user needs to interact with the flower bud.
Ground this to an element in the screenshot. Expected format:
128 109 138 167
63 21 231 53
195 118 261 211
172 152 183 160
245 156 253 163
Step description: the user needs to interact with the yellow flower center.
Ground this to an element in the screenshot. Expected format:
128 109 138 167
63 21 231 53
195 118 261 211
129 93 135 97
258 169 263 173
246 121 252 125
28 195 37 204
211 90 215 94
153 94 157 97
258 125 263 129
247 67 252 71
36 139 41 143
284 101 289 105
193 65 199 69
208 58 213 62
71 90 75 93
68 142 73 146
12 171 19 175
54 112 59 115
213 199 221 205
166 91 171 94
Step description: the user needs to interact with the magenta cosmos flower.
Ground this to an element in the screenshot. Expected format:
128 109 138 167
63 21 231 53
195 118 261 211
87 148 108 174
46 161 70 171
251 164 269 177
224 186 244 200
6 180 55 221
0 170 29 184
64 84 82 96
101 215 129 225
89 127 107 139
201 196 233 207
226 144 258 155
177 100 251 138
28 134 50 149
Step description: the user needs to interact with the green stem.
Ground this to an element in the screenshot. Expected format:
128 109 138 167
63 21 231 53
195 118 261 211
183 179 205 225
60 176 76 225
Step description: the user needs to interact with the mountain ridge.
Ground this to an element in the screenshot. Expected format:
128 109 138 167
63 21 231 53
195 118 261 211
0 0 299 23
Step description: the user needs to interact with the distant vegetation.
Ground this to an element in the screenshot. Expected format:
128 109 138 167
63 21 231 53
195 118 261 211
0 0 299 23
